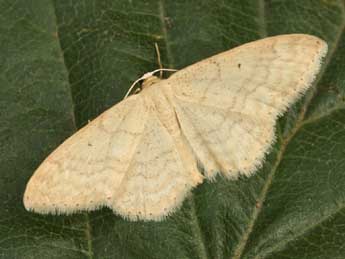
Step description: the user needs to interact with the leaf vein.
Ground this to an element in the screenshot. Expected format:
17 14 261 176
231 3 345 258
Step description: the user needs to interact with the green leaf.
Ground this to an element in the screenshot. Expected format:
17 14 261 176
1 0 345 258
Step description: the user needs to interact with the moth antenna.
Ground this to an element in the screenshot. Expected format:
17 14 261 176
124 68 178 99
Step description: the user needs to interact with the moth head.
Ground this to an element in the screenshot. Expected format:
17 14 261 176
141 75 162 89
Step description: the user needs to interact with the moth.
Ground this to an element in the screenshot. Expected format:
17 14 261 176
24 34 328 221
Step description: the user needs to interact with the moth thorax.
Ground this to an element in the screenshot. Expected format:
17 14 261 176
141 76 162 89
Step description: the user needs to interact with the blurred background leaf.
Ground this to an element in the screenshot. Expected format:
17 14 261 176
1 0 345 258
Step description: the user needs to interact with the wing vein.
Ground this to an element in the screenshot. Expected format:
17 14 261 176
231 29 341 258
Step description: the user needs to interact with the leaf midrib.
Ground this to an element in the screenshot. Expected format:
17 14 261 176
54 1 200 258
53 1 345 258
158 0 175 68
157 1 210 258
